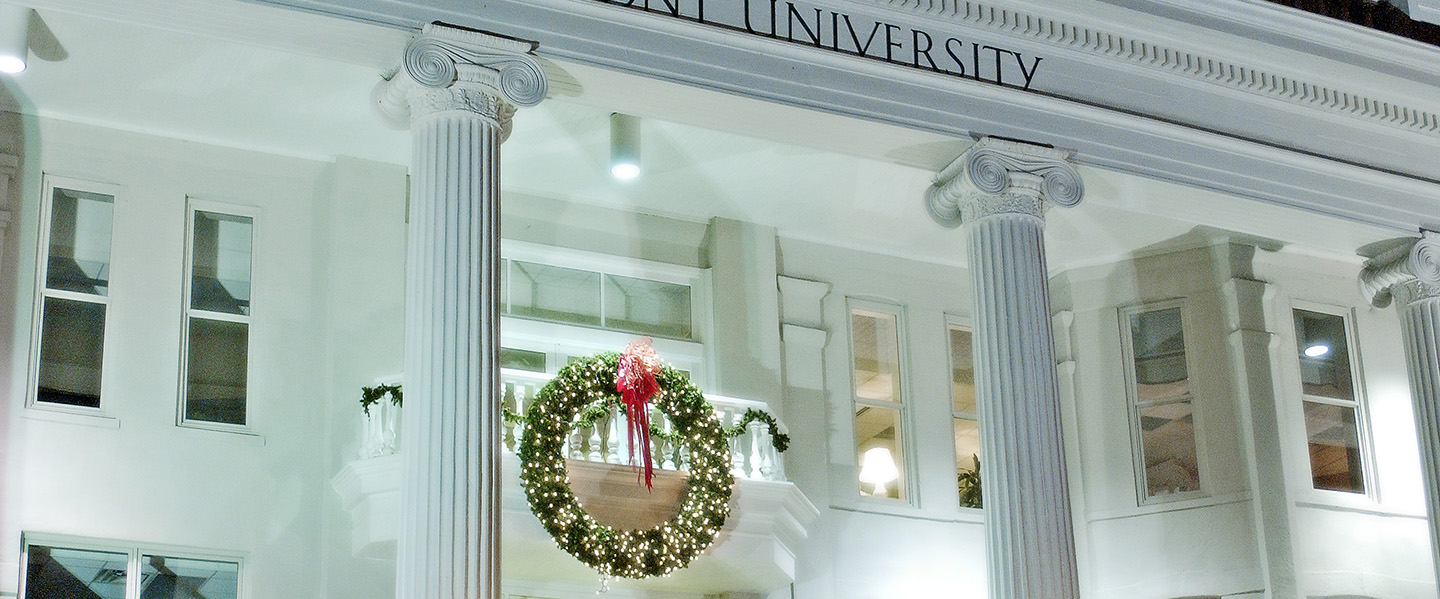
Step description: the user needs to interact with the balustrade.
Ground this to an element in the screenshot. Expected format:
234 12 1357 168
362 369 787 482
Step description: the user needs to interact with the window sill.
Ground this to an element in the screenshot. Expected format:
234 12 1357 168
23 405 121 429
176 422 266 446
1087 491 1252 523
831 497 985 524
1294 494 1425 519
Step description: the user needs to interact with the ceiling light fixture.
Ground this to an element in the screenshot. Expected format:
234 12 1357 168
1304 343 1331 358
610 112 640 180
0 5 31 74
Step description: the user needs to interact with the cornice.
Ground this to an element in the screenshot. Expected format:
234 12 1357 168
859 0 1440 138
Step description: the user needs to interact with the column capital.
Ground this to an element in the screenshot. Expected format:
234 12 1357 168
924 137 1084 228
1359 232 1440 308
373 23 547 133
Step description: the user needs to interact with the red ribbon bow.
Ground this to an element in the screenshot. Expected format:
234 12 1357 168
617 338 661 490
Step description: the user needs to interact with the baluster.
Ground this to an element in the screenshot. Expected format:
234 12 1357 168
502 383 517 452
757 421 776 480
587 418 603 462
607 407 624 464
569 419 584 459
659 412 676 471
511 384 527 449
727 408 745 477
749 420 764 479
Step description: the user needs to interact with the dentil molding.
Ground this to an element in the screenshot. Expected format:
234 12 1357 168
864 0 1440 138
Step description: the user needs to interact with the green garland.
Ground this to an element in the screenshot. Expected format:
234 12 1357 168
360 383 402 416
518 353 734 579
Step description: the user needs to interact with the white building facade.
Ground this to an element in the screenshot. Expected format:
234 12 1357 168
1 1 1439 598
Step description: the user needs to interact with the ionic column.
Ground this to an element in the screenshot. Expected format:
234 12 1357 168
1358 232 1440 584
925 137 1084 599
374 24 547 599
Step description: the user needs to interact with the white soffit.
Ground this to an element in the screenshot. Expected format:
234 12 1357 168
248 0 1440 234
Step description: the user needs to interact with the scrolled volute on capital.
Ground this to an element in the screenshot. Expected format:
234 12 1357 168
925 137 1084 228
374 23 548 129
1358 231 1440 308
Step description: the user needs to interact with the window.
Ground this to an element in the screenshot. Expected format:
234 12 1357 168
21 536 240 599
1120 303 1202 502
29 179 116 411
1293 308 1368 494
850 303 908 500
180 202 254 429
948 322 981 508
498 246 696 341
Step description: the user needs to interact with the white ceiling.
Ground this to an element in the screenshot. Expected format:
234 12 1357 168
0 0 1403 271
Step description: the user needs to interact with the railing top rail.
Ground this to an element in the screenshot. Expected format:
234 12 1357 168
501 371 775 415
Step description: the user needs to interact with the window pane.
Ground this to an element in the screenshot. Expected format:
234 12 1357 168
954 417 982 508
852 310 901 403
500 347 547 373
1138 400 1200 497
1304 401 1366 494
46 187 114 295
191 211 253 315
603 274 692 339
1130 307 1189 400
186 318 248 425
856 405 904 499
25 545 129 599
36 296 106 408
949 326 975 415
141 554 239 599
1294 310 1354 402
509 261 601 326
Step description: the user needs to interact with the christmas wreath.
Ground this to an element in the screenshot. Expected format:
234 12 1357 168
517 349 738 579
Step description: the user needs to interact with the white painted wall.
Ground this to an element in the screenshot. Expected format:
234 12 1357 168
1254 249 1435 599
777 237 987 598
1 117 332 598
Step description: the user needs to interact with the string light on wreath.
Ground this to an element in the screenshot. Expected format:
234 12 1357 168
518 352 744 579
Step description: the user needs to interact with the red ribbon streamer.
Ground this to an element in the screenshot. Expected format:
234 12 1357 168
617 339 661 490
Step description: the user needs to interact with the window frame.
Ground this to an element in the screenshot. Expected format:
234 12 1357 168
177 197 260 434
26 175 121 419
501 239 705 343
846 297 915 504
19 531 246 599
1288 300 1377 502
1118 299 1207 505
945 314 982 511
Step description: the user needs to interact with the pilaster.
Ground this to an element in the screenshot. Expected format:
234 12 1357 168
926 137 1083 599
375 23 546 599
1359 232 1440 585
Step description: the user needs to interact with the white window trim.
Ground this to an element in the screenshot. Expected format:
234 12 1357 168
846 297 916 507
19 531 247 599
1118 299 1208 506
501 239 706 344
945 314 982 512
26 174 121 422
1286 300 1380 506
177 197 260 435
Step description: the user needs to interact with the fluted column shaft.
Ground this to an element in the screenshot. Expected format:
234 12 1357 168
1398 294 1440 575
926 137 1084 599
1359 232 1440 586
376 24 547 599
968 213 1080 599
399 111 503 599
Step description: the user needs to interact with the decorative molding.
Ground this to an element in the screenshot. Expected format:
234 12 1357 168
777 275 830 329
925 136 1083 227
867 0 1440 137
373 23 547 133
1358 232 1440 308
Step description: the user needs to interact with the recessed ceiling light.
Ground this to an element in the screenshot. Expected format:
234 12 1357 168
1304 344 1330 358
